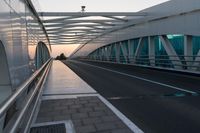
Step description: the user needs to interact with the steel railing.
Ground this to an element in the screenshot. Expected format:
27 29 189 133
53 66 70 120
81 55 200 71
0 58 52 133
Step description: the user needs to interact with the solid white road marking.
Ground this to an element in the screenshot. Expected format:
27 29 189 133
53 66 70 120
98 94 144 133
70 60 197 95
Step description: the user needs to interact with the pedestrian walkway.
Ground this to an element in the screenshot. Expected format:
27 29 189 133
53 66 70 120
31 60 137 133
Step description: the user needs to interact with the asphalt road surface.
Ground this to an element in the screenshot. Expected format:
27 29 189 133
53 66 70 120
63 60 200 133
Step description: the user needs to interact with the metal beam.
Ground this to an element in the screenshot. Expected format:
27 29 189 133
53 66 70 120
128 39 134 63
159 35 183 69
46 24 106 30
47 28 105 33
184 35 193 68
43 19 123 23
120 42 128 62
134 37 144 58
115 43 120 63
148 36 155 66
39 12 147 17
103 16 128 22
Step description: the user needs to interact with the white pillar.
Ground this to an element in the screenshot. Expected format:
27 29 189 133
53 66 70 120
128 40 134 63
115 43 120 63
120 42 128 63
148 36 155 66
184 35 193 69
134 37 144 63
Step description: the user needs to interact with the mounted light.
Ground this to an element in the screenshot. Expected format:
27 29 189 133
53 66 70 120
81 6 86 12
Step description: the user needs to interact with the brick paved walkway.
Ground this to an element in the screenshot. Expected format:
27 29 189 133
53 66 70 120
35 96 133 133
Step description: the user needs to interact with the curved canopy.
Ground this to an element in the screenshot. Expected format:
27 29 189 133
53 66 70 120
39 12 147 45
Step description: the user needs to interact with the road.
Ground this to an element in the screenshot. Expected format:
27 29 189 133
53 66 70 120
63 60 200 133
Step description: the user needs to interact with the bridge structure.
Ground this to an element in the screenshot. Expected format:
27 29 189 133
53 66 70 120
0 0 200 133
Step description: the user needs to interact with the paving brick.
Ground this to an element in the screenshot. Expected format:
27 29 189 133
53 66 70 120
82 117 102 125
104 109 116 116
70 104 83 109
42 100 61 107
78 107 93 113
53 114 71 121
89 111 106 117
54 105 68 110
75 100 88 104
36 117 54 123
36 97 132 133
41 100 56 106
115 121 128 129
84 103 98 108
72 119 83 127
61 100 75 106
95 131 111 133
72 113 88 120
39 106 54 113
111 128 133 133
76 125 96 133
61 108 78 115
94 106 106 111
101 116 119 122
37 110 61 118
95 122 117 131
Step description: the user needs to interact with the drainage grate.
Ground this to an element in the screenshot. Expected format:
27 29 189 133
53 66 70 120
30 123 66 133
30 121 75 133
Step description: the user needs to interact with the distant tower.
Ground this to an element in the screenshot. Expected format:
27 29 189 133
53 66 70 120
81 6 86 12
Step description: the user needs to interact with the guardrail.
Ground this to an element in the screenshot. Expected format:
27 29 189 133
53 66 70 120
0 58 52 133
81 55 200 71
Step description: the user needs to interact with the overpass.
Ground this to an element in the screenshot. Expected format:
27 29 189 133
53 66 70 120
0 0 200 133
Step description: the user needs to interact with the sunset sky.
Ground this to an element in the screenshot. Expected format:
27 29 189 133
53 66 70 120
37 0 169 57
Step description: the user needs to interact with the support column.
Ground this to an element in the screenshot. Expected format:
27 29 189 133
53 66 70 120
184 35 193 69
115 43 120 63
159 35 182 69
148 36 155 66
134 37 144 63
120 42 128 63
99 49 102 61
128 40 134 63
106 46 111 61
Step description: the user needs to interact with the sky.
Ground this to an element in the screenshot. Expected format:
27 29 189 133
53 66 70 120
37 0 169 57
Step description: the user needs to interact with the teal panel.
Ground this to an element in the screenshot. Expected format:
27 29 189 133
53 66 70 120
110 44 116 61
154 36 173 68
133 38 140 54
136 37 149 65
140 37 149 56
167 34 184 56
193 36 200 56
155 36 168 56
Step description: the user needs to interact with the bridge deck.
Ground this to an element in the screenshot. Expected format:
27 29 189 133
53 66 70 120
32 61 135 133
64 60 200 133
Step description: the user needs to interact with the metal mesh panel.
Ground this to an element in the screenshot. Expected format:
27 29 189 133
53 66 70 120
30 123 66 133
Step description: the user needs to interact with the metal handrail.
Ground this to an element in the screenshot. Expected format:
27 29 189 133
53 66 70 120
23 60 52 133
82 55 200 71
9 59 52 133
0 58 52 118
98 58 200 63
